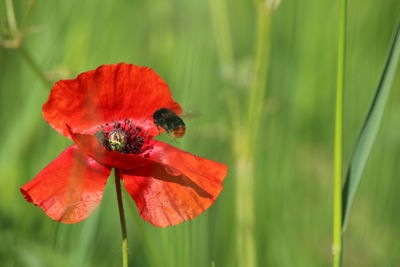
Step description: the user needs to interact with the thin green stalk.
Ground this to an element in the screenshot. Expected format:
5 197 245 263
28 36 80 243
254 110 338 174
21 0 37 32
115 169 129 267
5 0 18 34
4 0 51 88
18 46 52 88
333 0 347 266
235 3 272 267
246 3 271 155
209 0 234 71
210 1 273 266
209 0 240 135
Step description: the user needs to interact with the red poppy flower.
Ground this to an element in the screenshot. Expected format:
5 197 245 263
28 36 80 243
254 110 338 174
20 63 228 227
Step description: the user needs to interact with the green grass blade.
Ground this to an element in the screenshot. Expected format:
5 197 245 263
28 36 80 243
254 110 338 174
332 0 346 266
342 19 400 228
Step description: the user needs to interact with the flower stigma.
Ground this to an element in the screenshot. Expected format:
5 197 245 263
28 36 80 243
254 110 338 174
108 129 127 152
94 119 149 154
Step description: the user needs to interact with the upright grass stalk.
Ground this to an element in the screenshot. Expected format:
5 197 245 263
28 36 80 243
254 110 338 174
234 3 272 267
209 0 234 73
210 1 273 266
4 0 51 88
235 5 271 267
333 0 347 266
245 3 271 153
18 46 52 88
5 0 18 34
115 169 129 267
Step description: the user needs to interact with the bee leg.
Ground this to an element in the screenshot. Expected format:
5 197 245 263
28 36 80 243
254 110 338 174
172 135 180 144
165 131 178 143
155 125 162 135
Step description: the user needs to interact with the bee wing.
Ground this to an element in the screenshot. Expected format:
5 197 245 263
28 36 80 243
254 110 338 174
179 111 200 120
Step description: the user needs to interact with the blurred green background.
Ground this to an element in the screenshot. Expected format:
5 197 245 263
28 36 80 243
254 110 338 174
1 0 400 266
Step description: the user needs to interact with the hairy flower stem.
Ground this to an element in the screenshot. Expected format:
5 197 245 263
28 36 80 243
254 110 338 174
333 0 347 266
115 169 129 267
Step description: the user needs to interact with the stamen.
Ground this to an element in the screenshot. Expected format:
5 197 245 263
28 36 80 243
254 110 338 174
94 119 149 155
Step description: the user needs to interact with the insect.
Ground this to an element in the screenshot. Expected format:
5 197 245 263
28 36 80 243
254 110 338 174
153 108 186 138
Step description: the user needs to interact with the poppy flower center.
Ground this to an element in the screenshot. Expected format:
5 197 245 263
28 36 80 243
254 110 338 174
108 129 127 151
94 119 149 154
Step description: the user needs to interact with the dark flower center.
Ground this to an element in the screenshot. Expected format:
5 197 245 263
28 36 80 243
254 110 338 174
94 119 149 154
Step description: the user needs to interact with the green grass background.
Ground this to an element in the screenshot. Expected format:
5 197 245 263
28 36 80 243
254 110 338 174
1 0 400 266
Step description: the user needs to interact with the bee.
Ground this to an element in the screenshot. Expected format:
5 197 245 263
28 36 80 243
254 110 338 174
153 108 186 138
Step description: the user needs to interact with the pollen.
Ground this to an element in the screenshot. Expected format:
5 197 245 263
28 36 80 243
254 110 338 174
94 119 149 154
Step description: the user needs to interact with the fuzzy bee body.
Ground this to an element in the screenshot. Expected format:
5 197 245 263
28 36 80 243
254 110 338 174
153 108 186 138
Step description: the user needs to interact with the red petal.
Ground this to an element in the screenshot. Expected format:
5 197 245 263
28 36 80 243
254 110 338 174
121 141 228 227
20 145 111 223
43 63 182 137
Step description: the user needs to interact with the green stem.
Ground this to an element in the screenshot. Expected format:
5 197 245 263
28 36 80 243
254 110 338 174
5 0 51 88
5 0 18 34
18 46 52 88
115 169 129 267
333 0 347 266
235 4 271 267
246 3 271 155
209 0 235 73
